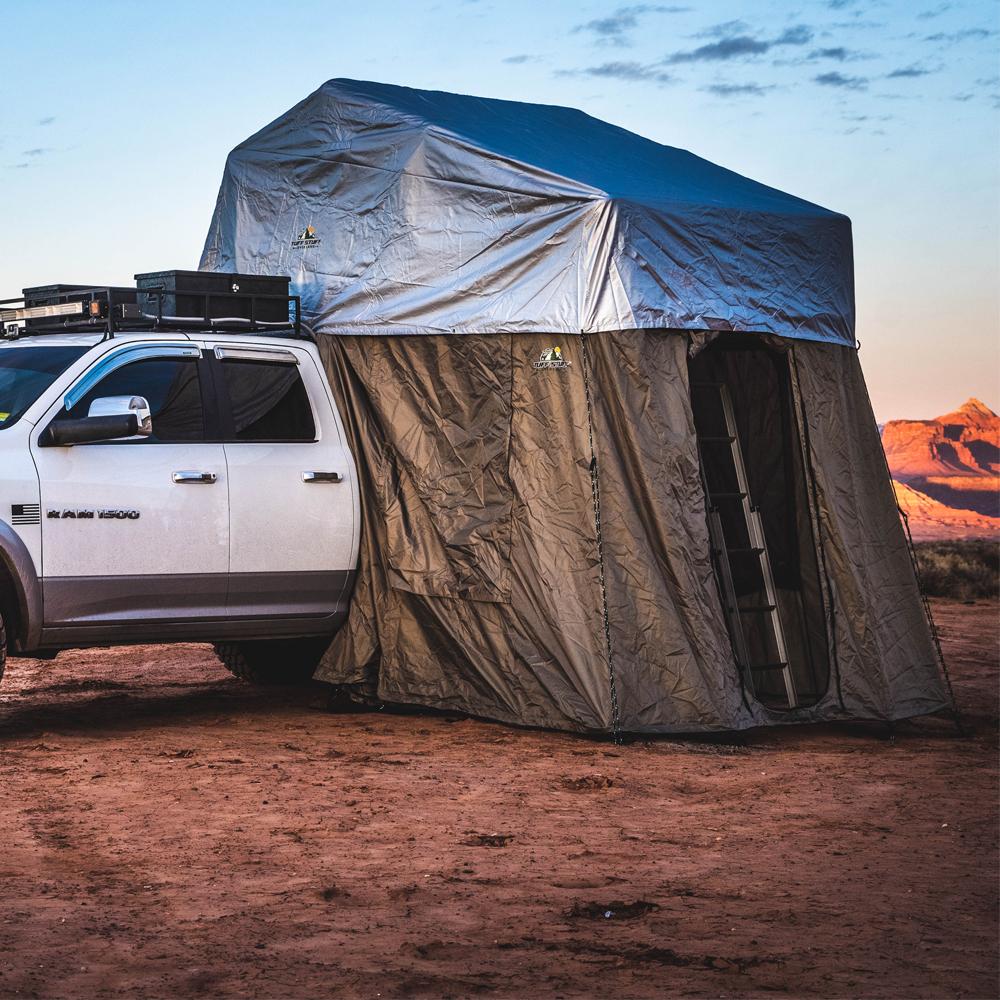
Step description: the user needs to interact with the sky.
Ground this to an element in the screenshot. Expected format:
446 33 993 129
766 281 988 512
1 0 997 421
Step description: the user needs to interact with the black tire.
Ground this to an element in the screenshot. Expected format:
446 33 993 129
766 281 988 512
212 637 328 685
0 609 6 686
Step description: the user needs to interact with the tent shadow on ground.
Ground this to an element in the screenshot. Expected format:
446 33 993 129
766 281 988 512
0 673 969 744
0 681 316 739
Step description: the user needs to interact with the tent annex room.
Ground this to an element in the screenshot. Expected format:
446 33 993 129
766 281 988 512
200 79 951 735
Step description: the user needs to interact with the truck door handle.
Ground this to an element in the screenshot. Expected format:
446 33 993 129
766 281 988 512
302 471 343 483
172 471 218 484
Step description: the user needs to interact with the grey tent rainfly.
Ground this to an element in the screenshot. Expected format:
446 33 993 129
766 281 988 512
201 78 951 735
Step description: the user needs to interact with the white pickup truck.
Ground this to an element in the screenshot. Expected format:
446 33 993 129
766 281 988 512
0 271 359 685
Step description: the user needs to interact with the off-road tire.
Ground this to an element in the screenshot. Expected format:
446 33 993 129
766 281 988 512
212 638 327 685
0 610 6 686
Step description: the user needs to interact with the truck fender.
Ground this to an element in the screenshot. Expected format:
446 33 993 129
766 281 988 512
0 521 42 651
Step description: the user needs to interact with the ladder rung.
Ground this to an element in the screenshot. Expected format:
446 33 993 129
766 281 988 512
699 435 736 443
710 492 747 499
737 604 777 613
747 662 790 672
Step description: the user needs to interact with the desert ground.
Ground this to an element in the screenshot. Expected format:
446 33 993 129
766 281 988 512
0 599 996 999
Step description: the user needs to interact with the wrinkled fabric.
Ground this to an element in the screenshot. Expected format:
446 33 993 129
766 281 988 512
583 332 751 732
316 334 612 732
304 330 949 734
789 343 950 721
317 331 747 731
200 79 854 345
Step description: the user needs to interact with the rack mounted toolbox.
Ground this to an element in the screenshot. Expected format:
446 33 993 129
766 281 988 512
134 270 291 325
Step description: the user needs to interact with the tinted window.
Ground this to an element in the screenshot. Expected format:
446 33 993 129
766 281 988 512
0 345 88 429
66 357 205 442
221 361 315 442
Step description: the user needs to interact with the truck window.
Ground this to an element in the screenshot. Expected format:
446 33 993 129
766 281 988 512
0 345 88 429
220 360 316 442
65 357 205 442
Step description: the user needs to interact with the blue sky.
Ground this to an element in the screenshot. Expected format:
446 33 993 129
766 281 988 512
1 0 997 419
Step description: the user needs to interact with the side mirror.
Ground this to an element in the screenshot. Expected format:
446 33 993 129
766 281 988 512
40 393 153 447
40 413 140 447
88 395 153 437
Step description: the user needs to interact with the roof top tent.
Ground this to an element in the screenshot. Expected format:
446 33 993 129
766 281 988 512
200 78 951 734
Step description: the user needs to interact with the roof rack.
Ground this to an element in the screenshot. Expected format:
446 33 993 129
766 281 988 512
2 270 304 341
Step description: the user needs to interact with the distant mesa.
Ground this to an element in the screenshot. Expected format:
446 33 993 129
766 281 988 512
891 480 1000 541
882 398 1000 539
883 398 999 482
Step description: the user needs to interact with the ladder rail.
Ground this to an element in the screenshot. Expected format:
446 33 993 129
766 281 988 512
706 505 753 672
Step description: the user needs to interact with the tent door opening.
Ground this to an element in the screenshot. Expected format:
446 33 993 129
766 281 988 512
689 338 831 711
694 381 799 709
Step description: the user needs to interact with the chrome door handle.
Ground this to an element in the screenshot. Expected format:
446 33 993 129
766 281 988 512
172 471 218 484
302 471 343 483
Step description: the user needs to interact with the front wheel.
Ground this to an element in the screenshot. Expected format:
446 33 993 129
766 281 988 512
0 609 6 685
212 637 328 685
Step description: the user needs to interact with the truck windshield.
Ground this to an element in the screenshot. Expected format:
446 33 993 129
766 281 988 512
0 345 88 429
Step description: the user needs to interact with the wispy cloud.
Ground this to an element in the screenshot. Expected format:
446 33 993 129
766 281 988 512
831 19 885 30
774 26 813 46
917 3 951 18
573 5 690 47
665 24 812 64
560 60 674 83
22 147 51 157
952 89 999 109
694 19 749 39
842 113 894 123
814 71 868 89
702 82 775 97
667 36 769 62
887 65 933 78
925 28 996 43
502 54 539 64
807 46 861 62
37 116 55 126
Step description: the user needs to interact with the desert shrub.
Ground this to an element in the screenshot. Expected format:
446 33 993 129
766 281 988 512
913 540 999 601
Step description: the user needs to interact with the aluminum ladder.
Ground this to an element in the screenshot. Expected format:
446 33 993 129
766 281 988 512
692 381 798 710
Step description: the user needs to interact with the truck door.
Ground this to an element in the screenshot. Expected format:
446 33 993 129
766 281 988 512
30 344 230 633
211 344 356 621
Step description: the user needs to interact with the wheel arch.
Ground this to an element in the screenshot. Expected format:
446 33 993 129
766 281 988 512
0 522 43 651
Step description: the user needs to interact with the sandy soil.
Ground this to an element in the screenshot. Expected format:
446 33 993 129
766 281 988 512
1 600 996 999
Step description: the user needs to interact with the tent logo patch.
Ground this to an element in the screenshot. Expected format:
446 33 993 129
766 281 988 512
532 346 571 370
291 225 322 249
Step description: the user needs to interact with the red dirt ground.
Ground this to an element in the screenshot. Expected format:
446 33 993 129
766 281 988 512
1 600 997 999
